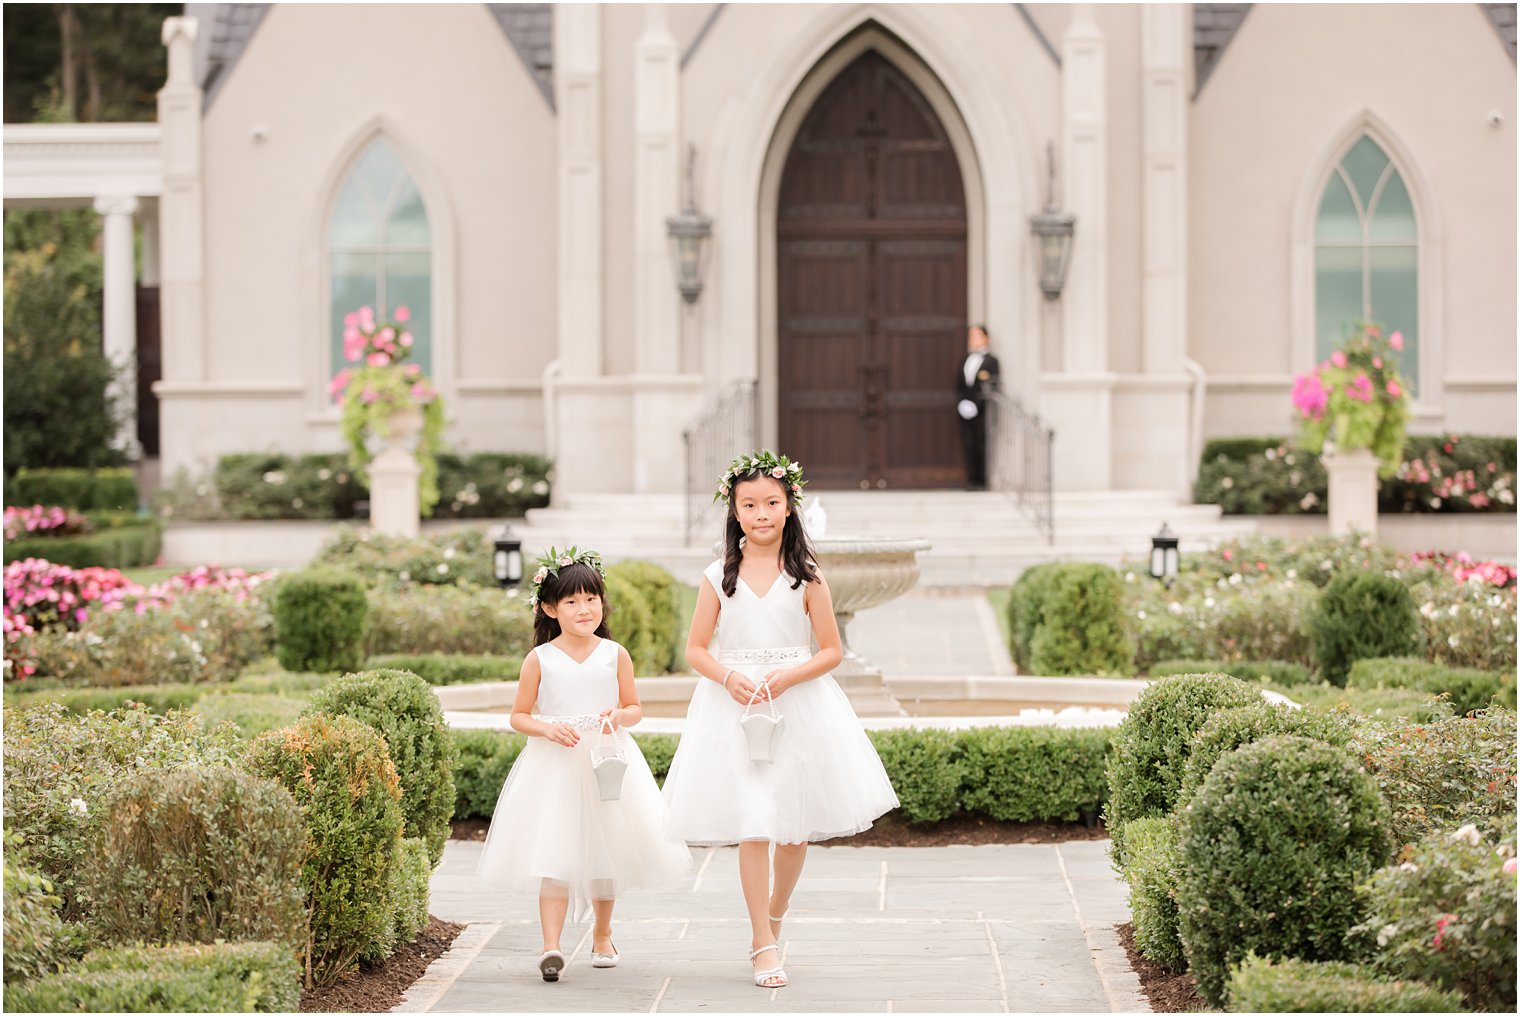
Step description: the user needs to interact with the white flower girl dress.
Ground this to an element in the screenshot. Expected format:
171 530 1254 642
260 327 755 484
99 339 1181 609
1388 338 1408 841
475 638 690 906
663 560 899 845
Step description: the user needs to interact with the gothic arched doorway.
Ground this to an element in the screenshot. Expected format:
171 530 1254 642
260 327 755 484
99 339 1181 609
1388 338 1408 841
776 49 968 490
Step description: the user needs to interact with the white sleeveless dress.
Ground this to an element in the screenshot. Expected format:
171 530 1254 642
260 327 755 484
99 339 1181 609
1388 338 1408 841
662 560 900 845
474 638 691 903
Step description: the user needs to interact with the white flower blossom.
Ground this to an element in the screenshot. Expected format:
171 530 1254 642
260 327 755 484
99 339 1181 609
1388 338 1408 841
1229 573 1243 586
1125 572 1135 582
1399 863 1419 873
398 570 411 582
317 468 332 481
1220 477 1235 489
262 470 286 485
1376 923 1399 947
532 480 550 495
1286 569 1297 580
1204 597 1215 608
1168 602 1184 615
1451 824 1482 847
437 563 450 575
1448 635 1459 648
444 548 455 560
1136 610 1147 620
1449 605 1461 618
507 477 525 493
69 798 88 816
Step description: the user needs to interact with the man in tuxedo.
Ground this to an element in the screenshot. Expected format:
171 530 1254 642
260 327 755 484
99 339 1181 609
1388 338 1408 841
955 324 999 490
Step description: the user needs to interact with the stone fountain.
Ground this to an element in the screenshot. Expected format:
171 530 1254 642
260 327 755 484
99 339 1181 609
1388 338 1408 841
804 500 929 717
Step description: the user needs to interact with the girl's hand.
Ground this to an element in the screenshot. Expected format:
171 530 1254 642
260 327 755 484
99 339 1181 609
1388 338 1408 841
545 723 580 747
598 707 622 730
762 668 793 697
724 670 764 706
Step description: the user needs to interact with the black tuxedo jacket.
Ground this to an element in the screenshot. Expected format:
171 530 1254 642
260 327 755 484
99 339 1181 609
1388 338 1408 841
956 352 1001 406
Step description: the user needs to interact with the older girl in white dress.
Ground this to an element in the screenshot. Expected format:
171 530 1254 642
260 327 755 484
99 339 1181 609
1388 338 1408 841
662 452 899 988
476 547 690 982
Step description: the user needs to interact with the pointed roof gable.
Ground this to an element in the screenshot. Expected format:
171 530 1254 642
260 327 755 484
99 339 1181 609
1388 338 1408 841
1192 3 1252 98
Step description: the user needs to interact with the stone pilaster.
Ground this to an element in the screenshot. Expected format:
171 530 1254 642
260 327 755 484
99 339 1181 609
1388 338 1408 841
555 3 604 375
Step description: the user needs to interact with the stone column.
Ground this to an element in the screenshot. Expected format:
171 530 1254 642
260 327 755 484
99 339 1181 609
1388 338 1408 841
155 16 204 477
632 5 681 493
1141 4 1188 374
139 202 161 287
94 194 140 458
555 3 603 376
1061 5 1107 375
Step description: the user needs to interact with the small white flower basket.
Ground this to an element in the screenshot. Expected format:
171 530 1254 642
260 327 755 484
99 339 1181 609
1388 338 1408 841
590 717 628 802
740 683 786 764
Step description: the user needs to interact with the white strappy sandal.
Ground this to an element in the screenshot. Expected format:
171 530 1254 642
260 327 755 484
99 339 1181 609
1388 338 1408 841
750 943 787 988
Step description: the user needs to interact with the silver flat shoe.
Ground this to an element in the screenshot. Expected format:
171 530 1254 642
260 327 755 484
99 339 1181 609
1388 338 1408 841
591 941 619 968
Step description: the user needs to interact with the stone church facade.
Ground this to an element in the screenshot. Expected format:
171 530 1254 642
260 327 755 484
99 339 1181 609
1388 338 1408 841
48 4 1520 500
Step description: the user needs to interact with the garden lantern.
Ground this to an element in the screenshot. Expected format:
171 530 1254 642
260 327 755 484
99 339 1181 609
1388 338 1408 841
666 143 713 305
1149 522 1179 586
1029 141 1076 301
493 527 523 592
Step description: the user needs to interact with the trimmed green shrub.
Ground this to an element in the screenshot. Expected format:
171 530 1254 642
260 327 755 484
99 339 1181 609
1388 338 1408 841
367 652 521 685
1131 580 1321 671
451 729 527 820
1 703 243 919
385 837 432 955
3 682 206 716
1007 563 1064 671
1310 571 1422 686
365 583 533 657
633 733 679 786
603 570 657 675
1226 955 1466 1012
1352 822 1517 1011
1347 656 1508 717
1292 684 1457 724
868 728 964 824
86 768 306 952
273 568 368 673
212 452 363 520
1 940 301 1013
2 832 76 984
1177 735 1394 1006
432 451 552 518
5 467 137 511
606 559 681 673
193 692 309 739
305 669 457 866
3 517 161 568
1350 709 1517 849
1118 816 1184 971
244 713 404 987
1176 701 1351 808
1028 563 1135 676
1103 672 1261 865
1149 658 1315 687
960 725 1110 821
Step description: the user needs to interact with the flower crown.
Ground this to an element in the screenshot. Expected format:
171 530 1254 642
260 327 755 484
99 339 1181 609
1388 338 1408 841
525 545 605 609
714 450 806 505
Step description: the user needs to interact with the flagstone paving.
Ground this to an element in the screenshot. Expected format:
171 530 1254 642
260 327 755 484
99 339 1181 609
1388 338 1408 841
398 839 1148 1013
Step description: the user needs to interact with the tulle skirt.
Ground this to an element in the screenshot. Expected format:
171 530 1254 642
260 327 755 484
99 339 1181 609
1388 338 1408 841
475 728 691 908
663 667 900 846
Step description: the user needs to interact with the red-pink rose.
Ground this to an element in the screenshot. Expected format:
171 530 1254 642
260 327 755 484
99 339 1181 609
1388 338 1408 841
394 306 411 323
1386 380 1402 398
1389 331 1404 351
1330 350 1348 368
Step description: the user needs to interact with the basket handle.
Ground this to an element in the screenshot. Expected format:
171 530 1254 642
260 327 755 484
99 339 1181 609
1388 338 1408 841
743 680 779 721
591 715 623 763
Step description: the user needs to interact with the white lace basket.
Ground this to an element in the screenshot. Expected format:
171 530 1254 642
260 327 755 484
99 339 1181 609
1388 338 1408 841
740 683 785 764
589 717 628 801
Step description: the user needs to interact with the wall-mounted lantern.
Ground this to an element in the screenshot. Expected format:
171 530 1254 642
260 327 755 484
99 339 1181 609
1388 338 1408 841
666 143 713 305
1029 141 1076 301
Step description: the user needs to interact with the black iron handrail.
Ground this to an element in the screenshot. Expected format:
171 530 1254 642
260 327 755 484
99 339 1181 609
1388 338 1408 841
682 379 758 545
985 389 1055 545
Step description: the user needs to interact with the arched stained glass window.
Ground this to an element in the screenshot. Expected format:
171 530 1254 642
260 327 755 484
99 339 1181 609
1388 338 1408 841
329 140 433 374
1314 135 1418 392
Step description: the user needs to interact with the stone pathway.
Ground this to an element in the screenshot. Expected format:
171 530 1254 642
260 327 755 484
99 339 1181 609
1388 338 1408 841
847 588 1014 678
398 839 1147 1013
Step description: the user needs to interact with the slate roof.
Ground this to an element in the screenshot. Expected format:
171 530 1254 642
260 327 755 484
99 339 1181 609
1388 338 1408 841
1192 3 1252 97
487 4 555 108
1481 3 1517 61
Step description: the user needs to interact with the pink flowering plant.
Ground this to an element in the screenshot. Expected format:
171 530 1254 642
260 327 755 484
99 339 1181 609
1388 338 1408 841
1292 320 1411 476
330 304 446 514
3 505 91 541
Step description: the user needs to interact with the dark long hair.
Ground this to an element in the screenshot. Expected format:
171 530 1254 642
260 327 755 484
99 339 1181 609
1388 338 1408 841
531 561 612 646
720 471 818 597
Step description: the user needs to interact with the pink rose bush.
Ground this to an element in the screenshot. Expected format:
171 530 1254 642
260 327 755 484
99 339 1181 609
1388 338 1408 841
330 304 447 515
1292 320 1411 476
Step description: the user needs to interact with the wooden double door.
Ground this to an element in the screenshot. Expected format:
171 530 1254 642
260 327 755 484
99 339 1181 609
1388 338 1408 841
777 50 968 490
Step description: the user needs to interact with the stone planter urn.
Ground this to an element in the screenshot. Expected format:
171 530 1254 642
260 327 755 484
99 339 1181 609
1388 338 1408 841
368 406 424 538
1322 443 1379 538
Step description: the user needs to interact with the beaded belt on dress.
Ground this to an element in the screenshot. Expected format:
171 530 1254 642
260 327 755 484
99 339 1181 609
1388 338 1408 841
715 646 812 665
538 714 612 732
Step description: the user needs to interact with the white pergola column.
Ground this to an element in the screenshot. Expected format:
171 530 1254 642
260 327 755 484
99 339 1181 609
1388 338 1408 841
555 3 604 376
140 201 161 287
94 193 140 457
1141 4 1188 374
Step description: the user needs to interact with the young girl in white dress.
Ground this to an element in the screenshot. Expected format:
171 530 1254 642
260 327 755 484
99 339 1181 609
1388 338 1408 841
475 547 691 982
662 451 899 989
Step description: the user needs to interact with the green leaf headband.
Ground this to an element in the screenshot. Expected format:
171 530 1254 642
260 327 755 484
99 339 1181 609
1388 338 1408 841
525 545 605 609
714 450 806 505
